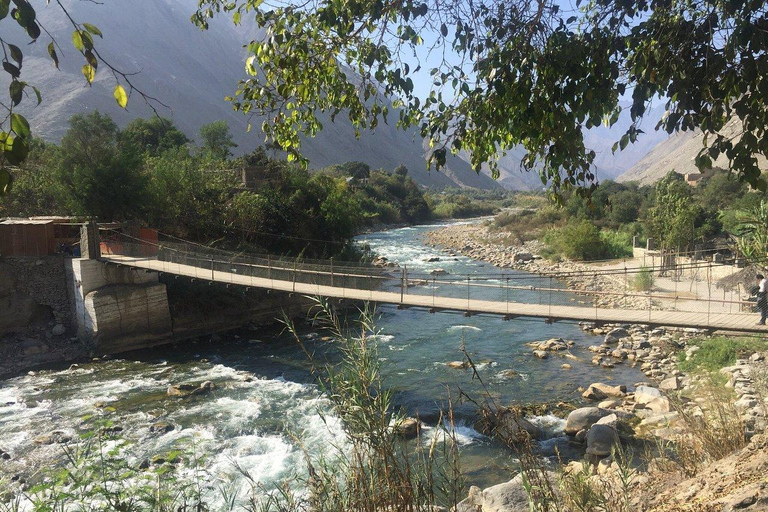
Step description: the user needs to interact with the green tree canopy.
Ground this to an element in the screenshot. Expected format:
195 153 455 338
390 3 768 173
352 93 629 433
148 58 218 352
55 111 146 221
120 117 190 157
199 120 238 161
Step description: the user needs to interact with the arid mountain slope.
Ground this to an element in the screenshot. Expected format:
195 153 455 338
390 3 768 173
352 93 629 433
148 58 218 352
618 119 767 184
1 0 501 189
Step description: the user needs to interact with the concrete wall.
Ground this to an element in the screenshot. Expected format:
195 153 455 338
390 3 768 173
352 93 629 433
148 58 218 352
67 259 172 354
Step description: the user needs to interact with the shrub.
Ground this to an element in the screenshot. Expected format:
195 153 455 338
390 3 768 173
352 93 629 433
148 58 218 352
542 220 605 261
542 220 634 261
631 267 654 292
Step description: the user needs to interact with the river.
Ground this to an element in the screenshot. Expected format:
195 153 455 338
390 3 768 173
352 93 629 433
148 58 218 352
0 221 645 506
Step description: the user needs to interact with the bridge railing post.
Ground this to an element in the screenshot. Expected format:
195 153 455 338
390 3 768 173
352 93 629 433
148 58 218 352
400 265 407 304
467 274 470 311
330 258 334 287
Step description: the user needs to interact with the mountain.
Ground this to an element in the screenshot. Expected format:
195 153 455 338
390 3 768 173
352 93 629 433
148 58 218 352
467 102 670 190
1 0 501 190
617 118 768 184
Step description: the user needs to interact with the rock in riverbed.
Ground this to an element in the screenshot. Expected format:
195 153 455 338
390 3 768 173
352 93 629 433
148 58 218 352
565 407 613 436
586 424 620 458
392 417 421 439
167 381 215 397
527 337 574 352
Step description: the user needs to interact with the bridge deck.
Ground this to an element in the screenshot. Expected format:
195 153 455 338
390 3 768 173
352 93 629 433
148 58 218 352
103 255 768 334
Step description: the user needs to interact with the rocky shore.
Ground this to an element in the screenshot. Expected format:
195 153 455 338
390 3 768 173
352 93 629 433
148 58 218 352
423 222 654 310
420 222 768 511
456 321 768 511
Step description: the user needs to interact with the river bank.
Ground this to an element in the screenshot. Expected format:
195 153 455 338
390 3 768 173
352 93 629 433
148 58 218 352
421 220 768 511
424 222 654 310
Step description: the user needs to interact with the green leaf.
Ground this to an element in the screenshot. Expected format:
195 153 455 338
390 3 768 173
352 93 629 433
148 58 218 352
0 0 9 20
82 64 96 84
72 29 84 51
31 85 42 105
10 113 30 140
84 49 98 69
26 21 40 40
440 23 448 37
48 42 59 68
8 44 22 67
2 61 20 78
113 84 128 108
80 30 94 50
9 80 25 106
5 136 28 165
82 23 103 37
0 168 12 195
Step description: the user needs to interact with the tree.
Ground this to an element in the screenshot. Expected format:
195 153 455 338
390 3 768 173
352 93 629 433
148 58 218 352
55 112 146 221
120 117 190 157
199 120 238 161
192 0 768 198
734 201 768 263
647 172 700 250
5 1 767 199
1 0 165 194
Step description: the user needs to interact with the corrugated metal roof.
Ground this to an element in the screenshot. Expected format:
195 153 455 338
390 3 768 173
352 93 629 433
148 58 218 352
0 218 56 225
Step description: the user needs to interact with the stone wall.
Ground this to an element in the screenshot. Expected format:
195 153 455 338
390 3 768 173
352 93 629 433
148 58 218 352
85 283 173 354
0 256 71 334
0 256 82 378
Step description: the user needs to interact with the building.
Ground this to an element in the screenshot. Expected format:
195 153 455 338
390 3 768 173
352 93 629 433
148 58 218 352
685 172 703 187
0 218 58 257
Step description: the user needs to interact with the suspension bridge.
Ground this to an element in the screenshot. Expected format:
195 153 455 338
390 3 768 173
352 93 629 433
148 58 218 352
98 229 768 334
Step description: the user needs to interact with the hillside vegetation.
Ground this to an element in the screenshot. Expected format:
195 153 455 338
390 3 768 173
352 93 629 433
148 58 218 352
493 170 768 261
0 112 511 259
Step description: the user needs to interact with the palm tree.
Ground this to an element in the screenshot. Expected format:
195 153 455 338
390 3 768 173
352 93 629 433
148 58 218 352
735 200 768 264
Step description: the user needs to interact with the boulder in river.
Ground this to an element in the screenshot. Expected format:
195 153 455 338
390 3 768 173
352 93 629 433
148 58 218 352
635 386 662 405
167 381 215 397
586 424 620 458
528 337 573 351
392 417 421 439
150 422 175 435
456 471 557 512
565 407 612 436
582 383 627 401
604 327 629 344
33 431 72 445
476 406 540 443
533 350 549 359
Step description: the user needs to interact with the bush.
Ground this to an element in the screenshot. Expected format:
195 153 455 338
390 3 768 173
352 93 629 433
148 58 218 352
631 267 654 292
600 229 634 259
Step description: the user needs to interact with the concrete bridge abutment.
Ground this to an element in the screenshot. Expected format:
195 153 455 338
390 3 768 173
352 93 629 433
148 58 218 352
66 258 173 354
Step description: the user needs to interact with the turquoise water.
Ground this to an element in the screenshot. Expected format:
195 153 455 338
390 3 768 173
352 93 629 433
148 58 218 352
0 222 645 505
